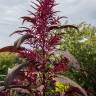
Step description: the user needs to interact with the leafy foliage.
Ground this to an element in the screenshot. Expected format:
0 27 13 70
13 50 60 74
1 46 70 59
0 52 20 75
59 22 96 96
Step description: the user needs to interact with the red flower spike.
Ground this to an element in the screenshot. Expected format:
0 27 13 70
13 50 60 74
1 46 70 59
0 0 84 96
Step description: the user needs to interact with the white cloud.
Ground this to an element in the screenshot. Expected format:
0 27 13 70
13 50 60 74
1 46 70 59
56 0 96 25
0 0 96 47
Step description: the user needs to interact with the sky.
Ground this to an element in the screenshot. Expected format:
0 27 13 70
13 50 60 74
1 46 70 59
0 0 96 48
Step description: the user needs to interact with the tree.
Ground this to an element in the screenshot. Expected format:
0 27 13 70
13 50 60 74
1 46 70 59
0 0 87 96
59 22 96 96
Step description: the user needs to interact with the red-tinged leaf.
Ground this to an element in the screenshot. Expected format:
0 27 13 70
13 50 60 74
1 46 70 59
21 16 36 24
52 58 69 73
0 91 8 96
10 29 31 36
9 46 41 62
53 63 69 73
19 50 42 62
48 24 79 31
48 35 60 46
18 27 32 33
14 34 34 48
0 46 25 53
10 30 24 36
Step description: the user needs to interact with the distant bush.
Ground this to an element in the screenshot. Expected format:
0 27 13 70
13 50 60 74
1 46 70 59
59 22 96 96
0 52 20 75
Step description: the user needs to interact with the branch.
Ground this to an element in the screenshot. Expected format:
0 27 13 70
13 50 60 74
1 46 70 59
14 34 34 48
48 24 79 31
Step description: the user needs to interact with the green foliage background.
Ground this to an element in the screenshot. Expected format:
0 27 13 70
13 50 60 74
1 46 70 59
59 22 96 95
0 52 20 81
